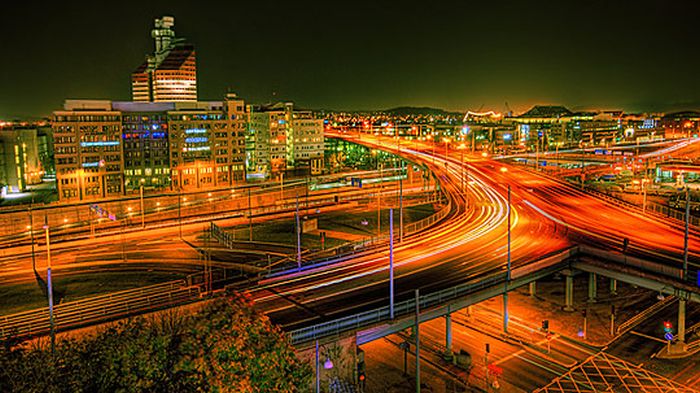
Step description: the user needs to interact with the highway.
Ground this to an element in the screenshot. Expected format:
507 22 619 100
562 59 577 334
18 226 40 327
0 176 425 288
252 133 570 331
252 131 699 342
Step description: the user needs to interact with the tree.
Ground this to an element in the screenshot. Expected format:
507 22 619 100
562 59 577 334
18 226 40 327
0 293 311 392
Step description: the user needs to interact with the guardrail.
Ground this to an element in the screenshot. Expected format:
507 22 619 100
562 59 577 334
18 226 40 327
0 178 451 343
0 279 201 341
579 246 685 280
287 246 581 345
290 272 506 345
261 194 451 278
511 162 700 230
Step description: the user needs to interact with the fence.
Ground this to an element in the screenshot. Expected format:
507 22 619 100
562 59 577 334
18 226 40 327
0 279 201 341
211 187 451 279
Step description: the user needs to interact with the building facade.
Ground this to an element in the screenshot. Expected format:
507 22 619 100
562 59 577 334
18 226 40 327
0 124 43 194
132 16 197 102
52 100 124 200
51 95 248 201
247 102 324 177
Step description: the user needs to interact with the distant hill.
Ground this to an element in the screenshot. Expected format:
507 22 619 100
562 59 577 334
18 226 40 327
381 106 463 117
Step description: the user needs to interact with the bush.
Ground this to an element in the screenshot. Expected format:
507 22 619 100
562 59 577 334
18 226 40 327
0 294 311 392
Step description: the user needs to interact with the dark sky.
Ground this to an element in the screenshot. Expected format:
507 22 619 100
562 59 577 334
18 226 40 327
2 0 700 119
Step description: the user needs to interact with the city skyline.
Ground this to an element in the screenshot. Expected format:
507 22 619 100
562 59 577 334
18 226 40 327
3 0 700 119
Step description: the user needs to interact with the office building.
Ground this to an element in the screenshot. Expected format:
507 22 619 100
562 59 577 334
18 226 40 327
132 16 197 102
0 123 43 194
169 94 247 190
247 102 324 177
51 95 248 201
52 100 124 200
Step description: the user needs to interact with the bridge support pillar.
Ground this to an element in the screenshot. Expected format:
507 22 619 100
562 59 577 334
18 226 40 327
678 299 686 343
609 278 618 296
445 311 452 356
564 272 575 312
588 273 597 303
529 281 536 297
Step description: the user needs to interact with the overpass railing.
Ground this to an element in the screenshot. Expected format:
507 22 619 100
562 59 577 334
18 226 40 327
289 272 506 346
288 246 576 345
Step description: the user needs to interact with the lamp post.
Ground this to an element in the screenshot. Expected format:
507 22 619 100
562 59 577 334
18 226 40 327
684 187 690 280
248 188 253 241
390 208 394 319
279 172 284 200
500 168 512 334
443 137 450 161
377 164 382 237
44 217 55 354
29 197 36 273
178 190 183 240
641 177 648 213
296 193 302 269
140 179 145 228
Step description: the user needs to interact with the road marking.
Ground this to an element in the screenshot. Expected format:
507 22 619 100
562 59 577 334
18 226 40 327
513 353 561 376
629 330 667 344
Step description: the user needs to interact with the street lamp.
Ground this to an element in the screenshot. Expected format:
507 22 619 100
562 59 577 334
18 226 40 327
457 143 467 196
43 218 55 354
498 172 512 334
641 178 649 213
140 178 145 228
443 137 450 160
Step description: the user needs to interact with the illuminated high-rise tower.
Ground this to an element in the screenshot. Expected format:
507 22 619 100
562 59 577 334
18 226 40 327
131 16 197 102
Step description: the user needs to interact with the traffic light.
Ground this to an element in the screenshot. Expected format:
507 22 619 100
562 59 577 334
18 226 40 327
663 321 674 341
542 319 549 331
357 360 366 387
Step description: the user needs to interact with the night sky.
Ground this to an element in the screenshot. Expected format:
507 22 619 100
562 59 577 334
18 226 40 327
2 0 700 119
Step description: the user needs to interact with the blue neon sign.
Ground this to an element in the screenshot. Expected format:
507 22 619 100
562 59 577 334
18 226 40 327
80 141 120 147
185 128 207 134
185 137 208 143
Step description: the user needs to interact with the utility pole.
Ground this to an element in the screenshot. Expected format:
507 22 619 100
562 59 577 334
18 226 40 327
248 188 253 241
390 208 394 319
280 172 284 200
178 191 182 240
377 164 382 237
140 183 145 228
315 339 320 393
415 289 421 393
460 148 465 193
305 176 310 218
296 193 302 269
504 184 511 334
399 176 404 243
642 178 648 213
29 198 36 273
44 217 55 354
684 187 690 280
